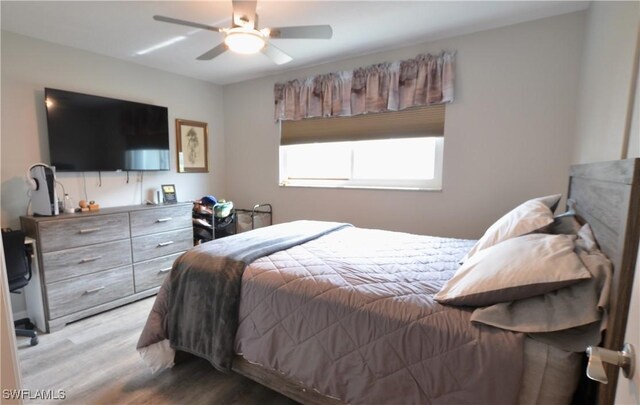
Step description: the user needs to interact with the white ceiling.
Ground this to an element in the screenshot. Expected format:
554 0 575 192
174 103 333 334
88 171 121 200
1 1 589 85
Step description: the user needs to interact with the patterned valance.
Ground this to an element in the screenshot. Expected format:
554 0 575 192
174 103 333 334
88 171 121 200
274 52 455 121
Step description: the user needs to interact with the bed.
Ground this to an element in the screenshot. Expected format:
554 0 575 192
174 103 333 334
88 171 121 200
137 158 639 405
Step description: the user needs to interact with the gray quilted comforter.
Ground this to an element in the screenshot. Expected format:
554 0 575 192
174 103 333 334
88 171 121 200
237 225 524 404
138 220 349 371
139 222 525 404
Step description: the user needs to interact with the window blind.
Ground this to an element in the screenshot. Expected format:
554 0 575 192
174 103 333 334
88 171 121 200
280 104 445 145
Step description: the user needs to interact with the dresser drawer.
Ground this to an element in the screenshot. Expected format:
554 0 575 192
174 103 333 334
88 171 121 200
47 265 134 319
42 239 132 284
132 228 193 262
38 213 130 253
134 252 183 292
130 204 192 237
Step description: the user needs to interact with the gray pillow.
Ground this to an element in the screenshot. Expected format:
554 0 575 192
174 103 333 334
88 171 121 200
470 224 612 352
436 233 591 307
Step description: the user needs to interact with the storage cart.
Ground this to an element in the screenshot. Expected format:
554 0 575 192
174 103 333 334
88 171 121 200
235 203 273 233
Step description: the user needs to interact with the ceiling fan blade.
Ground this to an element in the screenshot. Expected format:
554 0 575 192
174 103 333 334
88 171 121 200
232 0 258 28
261 42 293 65
268 25 333 39
196 43 228 60
153 15 222 33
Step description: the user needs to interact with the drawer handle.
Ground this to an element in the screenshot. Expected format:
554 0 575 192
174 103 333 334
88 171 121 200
158 267 172 274
158 241 174 247
85 286 105 294
80 256 103 264
79 227 101 234
156 217 173 223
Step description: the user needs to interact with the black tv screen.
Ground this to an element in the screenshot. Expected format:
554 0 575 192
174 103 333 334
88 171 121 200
45 88 170 171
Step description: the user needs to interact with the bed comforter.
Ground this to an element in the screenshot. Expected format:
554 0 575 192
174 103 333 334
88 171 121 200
138 221 524 404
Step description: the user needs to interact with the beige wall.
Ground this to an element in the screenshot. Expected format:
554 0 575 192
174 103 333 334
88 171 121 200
572 1 639 163
223 11 586 239
1 31 227 316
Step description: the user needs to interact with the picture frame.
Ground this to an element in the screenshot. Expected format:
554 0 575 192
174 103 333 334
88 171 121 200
161 184 177 204
176 119 208 173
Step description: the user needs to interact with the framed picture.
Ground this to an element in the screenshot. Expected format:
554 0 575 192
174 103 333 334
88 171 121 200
161 184 177 204
176 119 208 173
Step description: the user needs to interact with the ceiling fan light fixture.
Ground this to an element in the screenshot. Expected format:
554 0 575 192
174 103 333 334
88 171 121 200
224 27 265 54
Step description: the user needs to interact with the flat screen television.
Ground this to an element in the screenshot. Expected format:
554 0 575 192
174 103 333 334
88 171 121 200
45 88 170 171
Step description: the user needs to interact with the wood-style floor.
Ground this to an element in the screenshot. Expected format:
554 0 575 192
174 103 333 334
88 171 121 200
16 297 297 404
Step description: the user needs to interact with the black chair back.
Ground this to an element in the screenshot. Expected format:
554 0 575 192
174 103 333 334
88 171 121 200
2 230 31 292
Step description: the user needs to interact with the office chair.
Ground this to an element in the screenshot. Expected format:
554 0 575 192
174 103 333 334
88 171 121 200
2 229 38 346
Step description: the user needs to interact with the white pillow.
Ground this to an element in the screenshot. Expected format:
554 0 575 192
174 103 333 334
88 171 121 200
435 233 591 307
461 194 561 263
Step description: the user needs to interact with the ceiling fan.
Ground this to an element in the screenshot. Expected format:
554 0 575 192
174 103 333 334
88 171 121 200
153 0 333 65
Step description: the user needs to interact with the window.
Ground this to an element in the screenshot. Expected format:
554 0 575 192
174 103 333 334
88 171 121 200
279 105 445 190
280 137 443 190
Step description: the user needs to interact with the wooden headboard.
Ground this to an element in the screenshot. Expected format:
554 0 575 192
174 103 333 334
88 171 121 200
568 158 640 405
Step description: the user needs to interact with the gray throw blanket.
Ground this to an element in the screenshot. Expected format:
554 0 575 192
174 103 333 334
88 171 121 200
162 220 351 371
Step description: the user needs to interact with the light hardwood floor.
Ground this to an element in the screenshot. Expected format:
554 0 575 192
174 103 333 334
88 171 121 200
16 297 297 404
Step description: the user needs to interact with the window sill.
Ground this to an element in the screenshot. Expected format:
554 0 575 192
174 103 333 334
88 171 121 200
279 183 442 192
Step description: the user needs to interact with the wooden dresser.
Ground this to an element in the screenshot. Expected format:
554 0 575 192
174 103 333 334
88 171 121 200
20 203 193 332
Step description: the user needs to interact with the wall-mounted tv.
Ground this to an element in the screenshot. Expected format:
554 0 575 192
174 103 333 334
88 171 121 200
45 88 170 172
